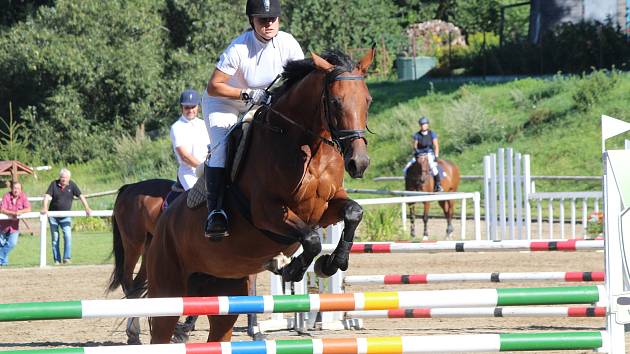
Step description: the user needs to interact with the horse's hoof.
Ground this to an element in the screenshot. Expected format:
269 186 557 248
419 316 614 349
281 265 305 283
170 332 189 344
314 255 336 278
127 336 141 345
422 235 429 241
251 332 266 341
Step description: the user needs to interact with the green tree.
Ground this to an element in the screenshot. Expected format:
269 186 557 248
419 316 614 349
284 0 404 54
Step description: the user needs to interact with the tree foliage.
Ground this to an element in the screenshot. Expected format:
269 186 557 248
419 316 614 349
284 0 404 53
0 0 624 165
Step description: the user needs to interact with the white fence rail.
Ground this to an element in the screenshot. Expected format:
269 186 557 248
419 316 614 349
0 210 113 268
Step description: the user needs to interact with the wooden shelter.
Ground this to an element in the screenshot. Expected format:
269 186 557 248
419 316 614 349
0 160 34 183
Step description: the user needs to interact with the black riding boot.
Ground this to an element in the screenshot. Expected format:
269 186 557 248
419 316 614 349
204 165 229 240
433 172 444 192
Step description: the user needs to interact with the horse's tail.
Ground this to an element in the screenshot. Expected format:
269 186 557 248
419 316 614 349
107 184 130 293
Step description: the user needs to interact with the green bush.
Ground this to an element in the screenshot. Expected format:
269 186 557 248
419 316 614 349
359 206 401 241
572 70 620 112
73 217 111 232
109 130 176 182
443 88 504 153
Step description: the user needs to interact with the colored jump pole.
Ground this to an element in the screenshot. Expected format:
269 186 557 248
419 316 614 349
346 306 607 319
0 286 605 322
320 239 603 254
344 271 605 285
0 332 605 353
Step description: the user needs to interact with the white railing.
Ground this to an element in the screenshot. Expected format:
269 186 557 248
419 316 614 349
529 191 602 239
484 148 602 240
347 189 482 240
0 210 112 268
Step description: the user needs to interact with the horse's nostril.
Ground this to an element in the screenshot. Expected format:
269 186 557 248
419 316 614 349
348 160 357 174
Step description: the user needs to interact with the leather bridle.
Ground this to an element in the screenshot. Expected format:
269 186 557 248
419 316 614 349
265 66 368 155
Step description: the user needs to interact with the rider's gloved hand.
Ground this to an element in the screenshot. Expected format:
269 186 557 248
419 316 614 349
240 88 272 106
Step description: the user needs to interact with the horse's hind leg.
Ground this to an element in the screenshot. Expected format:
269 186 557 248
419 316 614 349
439 200 454 240
123 242 145 345
422 202 430 240
147 260 186 343
246 274 265 340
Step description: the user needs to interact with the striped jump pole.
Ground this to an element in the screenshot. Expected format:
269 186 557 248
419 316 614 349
344 271 605 285
346 306 607 319
0 286 605 322
321 239 604 254
0 332 606 353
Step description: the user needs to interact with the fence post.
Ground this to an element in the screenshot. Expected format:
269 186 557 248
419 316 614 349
515 153 523 239
490 154 498 240
483 156 492 240
523 155 532 240
460 197 466 240
548 198 553 239
473 192 481 241
507 148 515 239
498 148 506 240
39 214 47 268
401 202 407 234
559 198 565 239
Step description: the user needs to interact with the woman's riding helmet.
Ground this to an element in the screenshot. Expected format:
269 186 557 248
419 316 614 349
418 116 430 125
246 0 281 17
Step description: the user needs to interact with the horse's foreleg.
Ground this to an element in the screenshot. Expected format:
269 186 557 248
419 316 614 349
422 202 430 240
409 202 416 239
253 204 321 283
440 200 455 239
314 198 362 278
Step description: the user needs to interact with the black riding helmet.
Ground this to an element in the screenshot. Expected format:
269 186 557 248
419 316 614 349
418 116 429 125
246 0 281 18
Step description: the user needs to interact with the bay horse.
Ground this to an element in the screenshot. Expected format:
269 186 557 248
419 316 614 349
146 49 375 344
107 179 261 344
405 154 461 240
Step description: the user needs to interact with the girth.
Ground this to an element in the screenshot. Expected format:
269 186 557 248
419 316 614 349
227 184 298 245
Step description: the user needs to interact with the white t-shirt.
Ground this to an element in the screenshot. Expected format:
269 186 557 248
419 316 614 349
169 116 210 190
203 30 304 113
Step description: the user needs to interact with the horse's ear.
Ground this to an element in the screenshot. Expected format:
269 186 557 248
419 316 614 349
312 52 334 71
357 46 376 75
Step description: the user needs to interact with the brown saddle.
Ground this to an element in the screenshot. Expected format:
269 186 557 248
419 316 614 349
187 108 258 209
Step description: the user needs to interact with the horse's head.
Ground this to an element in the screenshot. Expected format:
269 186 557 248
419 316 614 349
415 154 430 184
311 49 375 178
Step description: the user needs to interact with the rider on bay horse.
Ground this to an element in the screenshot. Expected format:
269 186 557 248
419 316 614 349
202 0 304 240
404 116 443 192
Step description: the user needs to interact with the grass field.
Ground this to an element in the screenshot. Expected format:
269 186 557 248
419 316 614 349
3 231 112 268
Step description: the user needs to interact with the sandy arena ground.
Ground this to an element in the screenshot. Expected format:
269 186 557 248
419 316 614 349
1 248 627 353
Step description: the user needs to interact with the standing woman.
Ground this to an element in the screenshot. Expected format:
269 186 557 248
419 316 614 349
202 0 304 239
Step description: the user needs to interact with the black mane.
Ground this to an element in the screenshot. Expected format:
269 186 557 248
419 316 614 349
272 50 355 99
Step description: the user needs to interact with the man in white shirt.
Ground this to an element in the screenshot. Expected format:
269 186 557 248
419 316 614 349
170 89 209 191
202 0 304 240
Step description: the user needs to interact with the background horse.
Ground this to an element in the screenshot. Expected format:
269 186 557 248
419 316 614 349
146 49 375 344
405 154 461 239
107 179 261 344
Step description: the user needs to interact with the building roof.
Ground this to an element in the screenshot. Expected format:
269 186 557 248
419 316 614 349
0 160 34 181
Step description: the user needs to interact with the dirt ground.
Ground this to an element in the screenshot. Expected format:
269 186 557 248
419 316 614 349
1 248 627 354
